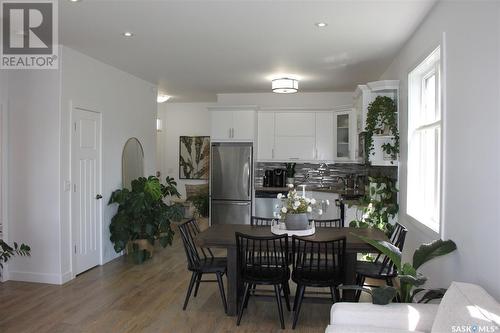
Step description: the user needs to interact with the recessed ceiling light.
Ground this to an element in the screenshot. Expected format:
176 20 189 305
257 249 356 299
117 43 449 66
315 22 328 28
157 94 171 103
122 32 134 37
69 0 81 2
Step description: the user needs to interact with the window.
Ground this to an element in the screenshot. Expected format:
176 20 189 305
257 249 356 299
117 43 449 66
407 47 441 232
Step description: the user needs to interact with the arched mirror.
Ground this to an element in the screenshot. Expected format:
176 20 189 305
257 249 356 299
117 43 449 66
122 137 144 189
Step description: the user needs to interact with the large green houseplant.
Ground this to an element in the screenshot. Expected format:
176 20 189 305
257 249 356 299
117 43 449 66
349 176 399 237
344 237 457 304
108 176 182 263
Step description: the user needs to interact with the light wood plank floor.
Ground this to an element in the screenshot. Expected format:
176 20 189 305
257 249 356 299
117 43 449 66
0 219 370 333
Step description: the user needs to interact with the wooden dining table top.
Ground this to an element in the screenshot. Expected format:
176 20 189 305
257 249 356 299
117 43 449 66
195 224 388 253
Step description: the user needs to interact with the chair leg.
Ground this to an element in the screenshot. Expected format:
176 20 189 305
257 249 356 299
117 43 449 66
216 272 228 314
274 284 285 329
330 286 337 303
193 273 203 297
355 274 365 302
237 283 251 326
283 282 291 311
292 285 306 329
183 272 197 310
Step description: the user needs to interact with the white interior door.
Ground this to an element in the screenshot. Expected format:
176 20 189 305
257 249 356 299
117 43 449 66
71 108 102 275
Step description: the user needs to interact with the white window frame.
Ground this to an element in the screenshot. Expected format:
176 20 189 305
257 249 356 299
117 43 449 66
407 46 442 233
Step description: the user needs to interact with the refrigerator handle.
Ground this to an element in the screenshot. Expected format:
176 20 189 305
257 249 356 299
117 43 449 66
247 156 251 198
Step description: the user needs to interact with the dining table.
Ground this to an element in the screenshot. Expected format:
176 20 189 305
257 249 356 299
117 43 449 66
195 224 388 316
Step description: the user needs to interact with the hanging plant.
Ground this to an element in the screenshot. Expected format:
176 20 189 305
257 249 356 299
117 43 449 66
364 96 399 163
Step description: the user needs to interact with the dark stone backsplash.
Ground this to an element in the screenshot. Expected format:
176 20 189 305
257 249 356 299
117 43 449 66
255 162 397 189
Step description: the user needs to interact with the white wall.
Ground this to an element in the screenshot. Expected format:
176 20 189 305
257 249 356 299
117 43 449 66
6 68 63 284
3 46 156 284
380 1 500 299
217 92 353 109
157 103 213 198
60 47 157 275
0 72 7 244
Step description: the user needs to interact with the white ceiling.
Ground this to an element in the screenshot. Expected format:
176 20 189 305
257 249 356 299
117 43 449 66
60 0 436 102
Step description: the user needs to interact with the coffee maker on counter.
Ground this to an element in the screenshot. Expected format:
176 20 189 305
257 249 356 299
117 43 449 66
272 169 286 188
262 168 289 188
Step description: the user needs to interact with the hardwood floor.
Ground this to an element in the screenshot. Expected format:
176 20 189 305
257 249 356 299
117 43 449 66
0 219 369 333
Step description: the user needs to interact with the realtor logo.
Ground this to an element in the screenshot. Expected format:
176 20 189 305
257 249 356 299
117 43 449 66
1 0 58 69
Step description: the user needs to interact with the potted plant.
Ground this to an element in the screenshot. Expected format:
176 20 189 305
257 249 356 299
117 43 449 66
349 176 399 237
108 176 183 263
342 237 457 305
364 96 399 163
1 240 30 279
285 163 296 185
276 187 321 230
192 192 209 218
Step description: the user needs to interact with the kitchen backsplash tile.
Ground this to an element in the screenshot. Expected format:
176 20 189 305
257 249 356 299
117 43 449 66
255 162 397 189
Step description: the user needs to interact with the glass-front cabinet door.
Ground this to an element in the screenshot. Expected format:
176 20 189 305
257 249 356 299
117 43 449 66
334 111 351 161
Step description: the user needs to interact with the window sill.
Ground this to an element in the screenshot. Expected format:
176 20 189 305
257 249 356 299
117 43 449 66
402 213 441 239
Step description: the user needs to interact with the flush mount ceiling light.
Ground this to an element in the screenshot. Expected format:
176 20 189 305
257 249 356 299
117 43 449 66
69 0 81 2
157 94 171 103
272 78 299 94
315 22 328 28
122 32 134 37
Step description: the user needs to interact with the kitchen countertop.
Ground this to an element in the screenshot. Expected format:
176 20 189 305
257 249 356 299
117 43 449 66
255 186 364 200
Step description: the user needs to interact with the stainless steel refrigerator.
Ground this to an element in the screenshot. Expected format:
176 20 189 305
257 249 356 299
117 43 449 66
210 142 253 225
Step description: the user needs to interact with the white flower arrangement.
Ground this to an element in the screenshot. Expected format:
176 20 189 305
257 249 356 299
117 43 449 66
275 186 322 219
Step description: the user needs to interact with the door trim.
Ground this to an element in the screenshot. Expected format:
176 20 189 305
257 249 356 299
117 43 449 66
70 104 103 279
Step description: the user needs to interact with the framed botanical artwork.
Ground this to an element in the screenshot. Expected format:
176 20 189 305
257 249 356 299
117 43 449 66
179 136 210 179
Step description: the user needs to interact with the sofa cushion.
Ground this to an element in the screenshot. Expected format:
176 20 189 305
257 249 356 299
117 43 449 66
431 282 500 333
325 324 425 333
330 302 438 332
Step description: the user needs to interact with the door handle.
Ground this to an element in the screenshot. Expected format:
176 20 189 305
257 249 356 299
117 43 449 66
96 194 103 200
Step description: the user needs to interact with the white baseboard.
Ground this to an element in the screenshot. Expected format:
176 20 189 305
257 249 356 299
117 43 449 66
8 270 65 285
61 270 73 284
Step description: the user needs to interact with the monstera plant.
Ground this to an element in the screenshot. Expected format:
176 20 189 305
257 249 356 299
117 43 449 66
0 240 30 270
108 176 183 263
343 237 457 304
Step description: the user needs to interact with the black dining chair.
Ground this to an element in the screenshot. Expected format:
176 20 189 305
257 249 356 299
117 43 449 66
236 232 290 329
309 218 344 228
250 216 276 227
178 219 228 313
291 235 346 329
354 222 408 301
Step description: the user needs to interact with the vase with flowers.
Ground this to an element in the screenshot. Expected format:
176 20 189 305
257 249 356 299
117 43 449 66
276 186 321 230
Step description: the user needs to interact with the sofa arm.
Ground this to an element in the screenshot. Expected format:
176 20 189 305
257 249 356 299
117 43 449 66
329 302 439 332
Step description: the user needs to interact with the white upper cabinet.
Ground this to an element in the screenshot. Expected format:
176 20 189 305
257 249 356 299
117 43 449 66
274 136 316 161
315 112 334 161
209 106 257 141
333 109 356 161
274 112 316 161
275 112 315 137
257 112 275 160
